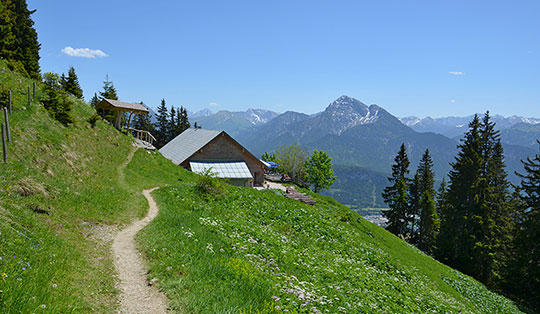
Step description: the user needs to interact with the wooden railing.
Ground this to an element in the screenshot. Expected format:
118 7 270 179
126 128 156 144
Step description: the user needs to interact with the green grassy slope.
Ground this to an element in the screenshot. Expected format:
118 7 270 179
139 185 523 313
0 61 524 313
0 61 187 313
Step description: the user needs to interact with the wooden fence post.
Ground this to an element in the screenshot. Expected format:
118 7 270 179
8 89 12 114
28 86 31 106
3 107 10 142
2 123 7 163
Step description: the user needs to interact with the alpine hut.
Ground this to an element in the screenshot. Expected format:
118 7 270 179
159 129 266 187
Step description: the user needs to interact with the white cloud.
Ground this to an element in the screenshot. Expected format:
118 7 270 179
61 46 108 58
209 102 220 107
450 99 456 103
448 71 463 76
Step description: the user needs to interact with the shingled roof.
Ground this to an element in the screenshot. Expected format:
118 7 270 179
159 128 223 165
95 99 149 113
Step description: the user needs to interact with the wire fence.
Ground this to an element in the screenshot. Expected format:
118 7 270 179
2 83 36 163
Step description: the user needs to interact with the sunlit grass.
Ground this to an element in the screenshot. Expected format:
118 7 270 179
139 183 523 313
0 60 184 313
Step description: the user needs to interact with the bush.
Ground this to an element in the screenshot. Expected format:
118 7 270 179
87 113 100 128
40 72 73 126
196 168 227 199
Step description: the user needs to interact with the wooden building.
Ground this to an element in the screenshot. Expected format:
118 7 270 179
95 98 149 130
159 129 266 187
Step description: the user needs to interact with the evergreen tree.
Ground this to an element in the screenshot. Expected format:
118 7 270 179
511 141 540 311
304 150 336 193
89 93 99 107
438 115 483 271
40 72 73 125
408 173 421 243
0 0 40 79
168 106 176 141
64 66 83 98
99 75 118 100
382 143 411 238
438 113 513 286
436 177 448 218
154 98 169 148
97 76 118 123
177 106 190 134
132 102 155 135
416 149 439 255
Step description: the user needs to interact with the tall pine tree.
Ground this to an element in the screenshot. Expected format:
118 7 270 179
382 143 411 238
99 75 118 100
0 0 40 79
89 93 99 107
177 106 190 135
416 149 439 255
63 66 83 98
154 98 169 148
438 112 513 286
408 173 421 243
511 141 540 311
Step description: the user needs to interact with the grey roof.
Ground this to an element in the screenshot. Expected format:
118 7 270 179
159 128 222 165
190 161 252 179
96 99 149 113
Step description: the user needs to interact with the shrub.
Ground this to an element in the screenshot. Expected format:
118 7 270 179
196 168 227 199
87 113 100 128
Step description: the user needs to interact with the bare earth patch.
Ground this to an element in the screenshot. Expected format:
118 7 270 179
111 188 169 314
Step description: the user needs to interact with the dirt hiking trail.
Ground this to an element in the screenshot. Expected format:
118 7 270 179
112 188 168 313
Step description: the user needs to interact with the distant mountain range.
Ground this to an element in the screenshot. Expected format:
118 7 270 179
158 97 540 210
189 109 279 137
401 115 540 143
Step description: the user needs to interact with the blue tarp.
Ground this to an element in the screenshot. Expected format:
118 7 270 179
266 161 279 168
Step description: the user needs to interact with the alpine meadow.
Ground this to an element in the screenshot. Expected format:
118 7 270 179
1 1 540 313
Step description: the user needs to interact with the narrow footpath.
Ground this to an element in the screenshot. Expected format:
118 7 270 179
111 188 168 314
111 146 168 313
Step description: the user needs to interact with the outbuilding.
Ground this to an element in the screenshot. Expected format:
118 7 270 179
159 129 266 187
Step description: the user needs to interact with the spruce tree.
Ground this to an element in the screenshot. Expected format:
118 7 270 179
64 66 83 98
438 113 513 286
382 143 411 238
89 93 99 107
436 177 447 218
416 149 439 255
99 75 118 100
132 102 155 135
438 115 483 272
97 76 118 123
408 173 421 243
154 98 169 148
512 141 540 311
0 0 40 79
168 106 176 141
177 106 190 134
40 72 73 125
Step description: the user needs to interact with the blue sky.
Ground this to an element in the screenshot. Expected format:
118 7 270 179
29 0 539 118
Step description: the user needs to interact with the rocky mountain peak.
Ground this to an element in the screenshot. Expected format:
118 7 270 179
321 96 382 135
327 95 369 115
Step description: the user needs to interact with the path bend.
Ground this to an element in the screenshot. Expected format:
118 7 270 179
111 188 168 313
